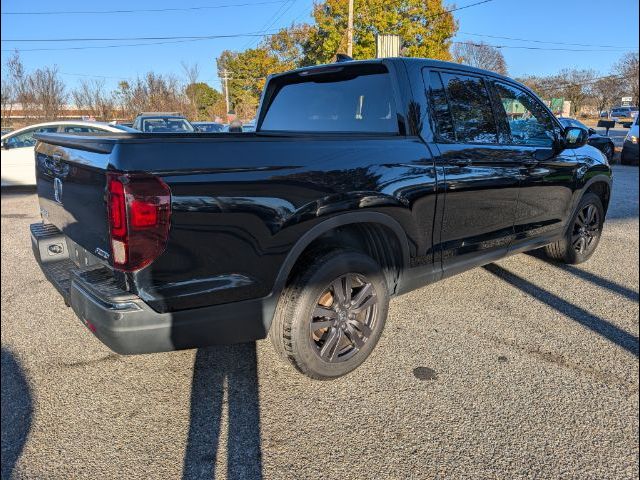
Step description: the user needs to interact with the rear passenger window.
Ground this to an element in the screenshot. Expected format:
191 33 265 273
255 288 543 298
261 68 398 133
427 71 456 142
440 73 498 144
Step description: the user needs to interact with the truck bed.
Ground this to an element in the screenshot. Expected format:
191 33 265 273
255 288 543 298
34 130 429 314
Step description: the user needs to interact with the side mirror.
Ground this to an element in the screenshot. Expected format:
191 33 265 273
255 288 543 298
563 126 589 149
588 128 596 135
1 140 9 150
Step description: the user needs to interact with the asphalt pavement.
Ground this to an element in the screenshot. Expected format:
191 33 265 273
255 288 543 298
1 166 638 479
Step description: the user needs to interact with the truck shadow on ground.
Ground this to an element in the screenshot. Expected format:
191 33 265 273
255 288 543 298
484 263 639 357
1 348 33 480
182 343 263 480
526 250 639 303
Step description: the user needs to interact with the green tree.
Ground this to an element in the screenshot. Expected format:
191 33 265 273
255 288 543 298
215 0 458 119
265 24 315 69
216 48 284 119
304 0 457 64
185 82 224 120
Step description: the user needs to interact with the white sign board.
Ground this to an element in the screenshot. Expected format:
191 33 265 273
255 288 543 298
376 35 401 58
622 96 633 102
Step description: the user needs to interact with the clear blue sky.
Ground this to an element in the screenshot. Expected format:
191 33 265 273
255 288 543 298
1 0 638 93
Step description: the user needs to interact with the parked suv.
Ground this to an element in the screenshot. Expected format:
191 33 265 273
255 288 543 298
132 112 195 133
610 106 638 127
31 58 611 379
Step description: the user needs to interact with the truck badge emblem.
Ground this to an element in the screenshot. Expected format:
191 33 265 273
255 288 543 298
48 244 64 255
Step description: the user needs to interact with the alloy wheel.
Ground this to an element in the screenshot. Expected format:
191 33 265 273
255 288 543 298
309 273 378 363
572 203 601 254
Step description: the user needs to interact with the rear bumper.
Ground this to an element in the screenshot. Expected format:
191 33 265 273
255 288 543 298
31 223 272 354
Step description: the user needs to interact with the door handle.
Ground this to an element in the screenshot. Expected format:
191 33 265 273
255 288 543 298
450 158 472 167
522 158 539 168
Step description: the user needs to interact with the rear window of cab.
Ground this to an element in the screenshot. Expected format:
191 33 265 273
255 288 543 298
261 64 398 134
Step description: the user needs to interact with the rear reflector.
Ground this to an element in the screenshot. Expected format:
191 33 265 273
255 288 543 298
107 173 171 271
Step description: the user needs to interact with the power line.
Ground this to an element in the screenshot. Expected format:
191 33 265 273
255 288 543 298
62 70 265 83
241 0 297 50
60 72 132 80
5 31 635 54
1 1 287 16
0 36 277 52
357 0 496 20
289 0 314 24
2 32 279 43
521 73 635 94
2 0 493 44
458 31 635 50
440 0 495 16
454 40 636 53
6 37 635 54
261 0 298 36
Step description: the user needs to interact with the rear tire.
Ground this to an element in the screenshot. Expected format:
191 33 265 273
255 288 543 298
544 193 604 264
269 248 389 380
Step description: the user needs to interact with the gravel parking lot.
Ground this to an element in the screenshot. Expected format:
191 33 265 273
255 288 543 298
2 166 638 479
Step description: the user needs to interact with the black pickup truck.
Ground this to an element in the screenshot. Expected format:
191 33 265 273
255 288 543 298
31 58 612 379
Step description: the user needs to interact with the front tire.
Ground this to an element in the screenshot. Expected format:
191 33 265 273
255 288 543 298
601 142 614 162
269 248 389 380
544 192 604 264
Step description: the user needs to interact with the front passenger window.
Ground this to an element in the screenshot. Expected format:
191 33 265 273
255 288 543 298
492 82 555 147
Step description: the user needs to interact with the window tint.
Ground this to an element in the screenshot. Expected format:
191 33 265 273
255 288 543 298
62 126 104 133
5 126 58 148
492 82 555 147
195 123 223 132
438 73 498 144
261 72 398 133
559 118 585 129
426 71 455 142
141 118 194 133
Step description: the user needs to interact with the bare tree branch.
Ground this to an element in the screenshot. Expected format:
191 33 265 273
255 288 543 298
452 41 508 75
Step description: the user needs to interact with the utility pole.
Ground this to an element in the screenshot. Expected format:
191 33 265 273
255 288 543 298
347 0 354 57
221 69 230 114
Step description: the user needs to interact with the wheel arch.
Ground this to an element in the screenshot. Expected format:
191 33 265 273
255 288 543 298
582 175 612 215
272 212 411 298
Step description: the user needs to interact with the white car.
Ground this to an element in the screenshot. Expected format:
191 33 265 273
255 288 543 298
1 121 128 186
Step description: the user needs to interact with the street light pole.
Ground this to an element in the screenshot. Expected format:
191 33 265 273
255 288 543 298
347 0 354 57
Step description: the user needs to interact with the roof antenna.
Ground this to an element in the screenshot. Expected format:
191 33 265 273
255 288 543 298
336 53 353 63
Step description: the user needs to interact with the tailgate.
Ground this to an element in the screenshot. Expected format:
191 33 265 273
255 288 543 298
35 134 115 263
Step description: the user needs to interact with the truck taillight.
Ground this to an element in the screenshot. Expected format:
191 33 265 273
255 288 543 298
107 173 171 271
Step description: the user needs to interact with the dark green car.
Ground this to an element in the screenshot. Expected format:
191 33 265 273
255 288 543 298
558 117 615 161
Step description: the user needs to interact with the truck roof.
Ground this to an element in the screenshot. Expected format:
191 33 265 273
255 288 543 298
136 112 184 117
268 57 515 84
